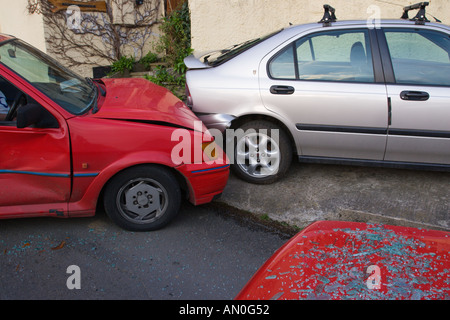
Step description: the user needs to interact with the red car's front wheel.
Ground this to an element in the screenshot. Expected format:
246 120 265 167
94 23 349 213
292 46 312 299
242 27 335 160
103 165 181 231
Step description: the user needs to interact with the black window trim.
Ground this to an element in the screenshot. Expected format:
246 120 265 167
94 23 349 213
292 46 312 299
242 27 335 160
375 28 397 84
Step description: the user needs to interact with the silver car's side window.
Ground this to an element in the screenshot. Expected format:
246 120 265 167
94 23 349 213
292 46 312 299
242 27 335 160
384 29 450 86
268 45 296 79
269 29 375 83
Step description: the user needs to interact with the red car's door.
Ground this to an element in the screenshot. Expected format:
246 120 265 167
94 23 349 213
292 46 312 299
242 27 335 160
0 79 71 218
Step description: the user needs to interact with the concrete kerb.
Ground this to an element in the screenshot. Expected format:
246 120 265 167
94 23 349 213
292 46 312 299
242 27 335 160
214 162 450 233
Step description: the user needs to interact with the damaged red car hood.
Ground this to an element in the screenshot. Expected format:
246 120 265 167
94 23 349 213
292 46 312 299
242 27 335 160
237 221 450 300
92 78 204 131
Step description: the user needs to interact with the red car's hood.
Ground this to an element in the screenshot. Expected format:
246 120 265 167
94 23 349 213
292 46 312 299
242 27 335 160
93 78 205 131
237 221 450 300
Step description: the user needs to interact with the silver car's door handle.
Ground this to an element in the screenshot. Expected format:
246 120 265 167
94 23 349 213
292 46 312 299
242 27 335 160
270 85 295 95
400 91 430 101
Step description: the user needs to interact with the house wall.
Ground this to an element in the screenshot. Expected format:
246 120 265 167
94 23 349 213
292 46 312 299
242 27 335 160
0 0 165 77
0 0 47 52
189 0 449 53
42 0 165 77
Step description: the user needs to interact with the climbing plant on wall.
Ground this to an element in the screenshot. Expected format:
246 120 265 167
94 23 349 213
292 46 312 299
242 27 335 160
147 0 192 97
28 0 162 72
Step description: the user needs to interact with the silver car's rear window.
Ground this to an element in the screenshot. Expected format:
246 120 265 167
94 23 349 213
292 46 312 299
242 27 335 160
202 30 283 67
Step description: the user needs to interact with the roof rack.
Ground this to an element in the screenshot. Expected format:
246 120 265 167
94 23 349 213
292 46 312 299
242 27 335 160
401 2 430 25
319 4 337 27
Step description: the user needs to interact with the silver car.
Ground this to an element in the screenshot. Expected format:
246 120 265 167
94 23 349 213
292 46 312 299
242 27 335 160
184 3 450 184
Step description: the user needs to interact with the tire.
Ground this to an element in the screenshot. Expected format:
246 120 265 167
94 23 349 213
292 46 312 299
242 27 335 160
231 120 292 184
103 165 181 231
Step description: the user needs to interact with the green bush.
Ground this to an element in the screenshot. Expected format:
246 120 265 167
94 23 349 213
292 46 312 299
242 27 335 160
108 1 192 100
156 1 192 70
149 1 192 98
110 55 135 74
139 51 159 69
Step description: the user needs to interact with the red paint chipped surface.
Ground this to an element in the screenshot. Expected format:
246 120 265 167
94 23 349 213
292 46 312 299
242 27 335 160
236 221 450 300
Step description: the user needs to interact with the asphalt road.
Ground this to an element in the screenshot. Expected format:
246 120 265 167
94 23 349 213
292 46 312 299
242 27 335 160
0 202 288 300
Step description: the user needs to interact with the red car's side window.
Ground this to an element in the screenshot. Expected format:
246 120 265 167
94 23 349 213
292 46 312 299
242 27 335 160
0 77 17 122
0 76 58 128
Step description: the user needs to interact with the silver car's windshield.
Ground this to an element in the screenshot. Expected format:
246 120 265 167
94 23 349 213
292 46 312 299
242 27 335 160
0 39 96 115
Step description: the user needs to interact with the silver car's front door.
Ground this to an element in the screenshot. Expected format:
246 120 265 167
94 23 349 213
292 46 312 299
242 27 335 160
380 28 450 165
260 28 389 161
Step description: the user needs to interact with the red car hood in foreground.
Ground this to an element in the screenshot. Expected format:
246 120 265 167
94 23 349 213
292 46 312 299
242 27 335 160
93 78 205 132
237 221 450 300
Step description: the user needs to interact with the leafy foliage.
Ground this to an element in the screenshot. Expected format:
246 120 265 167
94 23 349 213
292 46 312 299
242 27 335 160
107 1 192 99
110 55 135 74
139 51 160 69
146 1 192 98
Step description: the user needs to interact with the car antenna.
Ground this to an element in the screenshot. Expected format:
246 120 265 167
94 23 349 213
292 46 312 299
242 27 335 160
319 4 337 27
400 2 438 25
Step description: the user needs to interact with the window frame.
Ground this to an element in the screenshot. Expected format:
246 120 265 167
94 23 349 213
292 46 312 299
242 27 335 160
0 39 97 116
376 27 450 87
0 74 60 129
267 27 384 84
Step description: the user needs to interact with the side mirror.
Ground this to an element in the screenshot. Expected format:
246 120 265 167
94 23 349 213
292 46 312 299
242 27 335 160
16 104 59 129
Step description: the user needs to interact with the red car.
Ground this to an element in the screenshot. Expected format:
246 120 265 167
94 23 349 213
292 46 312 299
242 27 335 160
0 34 229 231
237 221 450 300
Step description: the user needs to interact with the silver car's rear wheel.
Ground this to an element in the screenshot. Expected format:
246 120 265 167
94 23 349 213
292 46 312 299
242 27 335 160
236 132 281 178
232 120 292 184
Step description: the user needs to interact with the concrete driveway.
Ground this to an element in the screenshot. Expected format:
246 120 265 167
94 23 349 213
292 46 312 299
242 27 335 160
217 162 450 232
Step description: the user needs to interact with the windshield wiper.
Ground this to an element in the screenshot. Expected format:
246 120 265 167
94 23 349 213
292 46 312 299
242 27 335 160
86 77 106 97
85 77 99 113
93 78 106 96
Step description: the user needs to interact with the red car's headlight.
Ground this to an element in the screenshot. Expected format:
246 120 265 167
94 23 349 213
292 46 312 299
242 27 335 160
202 141 219 162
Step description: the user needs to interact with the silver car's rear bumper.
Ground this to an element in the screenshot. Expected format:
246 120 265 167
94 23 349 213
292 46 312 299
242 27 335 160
196 113 236 132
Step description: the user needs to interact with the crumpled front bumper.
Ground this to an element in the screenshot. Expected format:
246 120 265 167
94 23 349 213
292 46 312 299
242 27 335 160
177 162 230 205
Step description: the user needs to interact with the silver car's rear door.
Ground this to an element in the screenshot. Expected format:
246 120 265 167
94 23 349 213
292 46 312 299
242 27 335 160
379 27 450 165
260 27 388 160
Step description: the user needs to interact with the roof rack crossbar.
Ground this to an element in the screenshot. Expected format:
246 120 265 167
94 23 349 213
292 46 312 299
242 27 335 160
319 4 337 27
401 2 430 25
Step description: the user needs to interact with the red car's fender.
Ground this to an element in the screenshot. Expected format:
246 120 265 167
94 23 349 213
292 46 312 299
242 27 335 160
67 149 180 217
66 115 185 216
66 114 228 216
